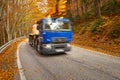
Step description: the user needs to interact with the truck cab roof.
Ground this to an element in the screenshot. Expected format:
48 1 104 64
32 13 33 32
37 18 70 24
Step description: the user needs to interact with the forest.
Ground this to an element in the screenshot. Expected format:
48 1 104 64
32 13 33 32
0 0 120 79
0 0 120 54
65 0 120 55
0 0 32 46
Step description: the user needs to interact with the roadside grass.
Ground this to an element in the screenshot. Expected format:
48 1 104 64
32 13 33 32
90 18 104 34
0 38 26 80
109 26 120 38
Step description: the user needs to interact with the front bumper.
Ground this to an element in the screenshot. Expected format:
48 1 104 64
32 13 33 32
41 43 71 54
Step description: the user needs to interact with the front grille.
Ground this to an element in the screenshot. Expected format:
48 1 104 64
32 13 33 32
52 37 67 43
52 44 66 49
55 47 65 49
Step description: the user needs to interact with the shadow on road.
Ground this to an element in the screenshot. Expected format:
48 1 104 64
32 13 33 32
40 52 68 57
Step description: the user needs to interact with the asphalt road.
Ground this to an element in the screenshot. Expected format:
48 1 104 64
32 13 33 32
17 41 120 80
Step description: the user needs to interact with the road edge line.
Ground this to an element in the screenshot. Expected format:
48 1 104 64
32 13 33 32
17 43 27 80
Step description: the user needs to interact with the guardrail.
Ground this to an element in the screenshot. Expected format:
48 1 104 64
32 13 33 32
0 37 25 53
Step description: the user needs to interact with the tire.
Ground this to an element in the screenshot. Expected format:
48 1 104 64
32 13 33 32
37 43 43 55
35 40 38 50
37 44 40 52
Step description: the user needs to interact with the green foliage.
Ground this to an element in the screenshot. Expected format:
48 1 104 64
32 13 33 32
79 26 86 34
101 0 120 15
109 26 120 38
72 25 80 33
74 15 81 21
79 22 90 34
90 18 104 33
81 11 94 20
66 11 74 21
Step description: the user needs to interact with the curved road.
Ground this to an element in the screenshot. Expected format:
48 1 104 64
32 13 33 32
17 41 120 80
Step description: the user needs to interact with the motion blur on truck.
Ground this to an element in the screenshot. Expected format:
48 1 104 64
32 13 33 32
29 17 72 54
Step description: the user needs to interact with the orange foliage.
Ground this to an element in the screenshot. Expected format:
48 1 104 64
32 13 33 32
0 38 26 79
72 15 120 57
30 0 67 21
58 0 67 16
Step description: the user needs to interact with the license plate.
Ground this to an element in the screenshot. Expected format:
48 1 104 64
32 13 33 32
56 49 64 52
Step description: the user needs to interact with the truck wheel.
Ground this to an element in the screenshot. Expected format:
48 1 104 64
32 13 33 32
37 44 43 55
35 40 37 50
37 44 40 52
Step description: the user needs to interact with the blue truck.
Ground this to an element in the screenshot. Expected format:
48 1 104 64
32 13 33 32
29 18 72 54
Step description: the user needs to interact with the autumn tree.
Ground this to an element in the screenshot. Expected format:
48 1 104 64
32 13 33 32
0 0 34 46
93 0 102 18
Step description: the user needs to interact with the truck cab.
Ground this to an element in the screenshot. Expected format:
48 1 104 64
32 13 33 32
32 18 72 54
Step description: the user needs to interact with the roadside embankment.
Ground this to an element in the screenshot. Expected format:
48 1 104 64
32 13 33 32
0 38 26 80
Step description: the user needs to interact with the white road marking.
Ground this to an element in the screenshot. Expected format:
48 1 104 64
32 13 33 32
17 43 27 80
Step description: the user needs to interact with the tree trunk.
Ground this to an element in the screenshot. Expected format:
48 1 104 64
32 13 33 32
93 0 101 18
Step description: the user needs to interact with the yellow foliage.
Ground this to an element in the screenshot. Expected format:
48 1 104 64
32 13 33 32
27 0 67 23
58 0 67 16
39 0 67 17
0 38 26 79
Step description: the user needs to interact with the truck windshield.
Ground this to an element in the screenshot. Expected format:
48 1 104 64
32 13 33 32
44 19 71 31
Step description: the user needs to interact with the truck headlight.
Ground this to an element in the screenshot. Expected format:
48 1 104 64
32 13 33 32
67 44 71 47
43 44 51 49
